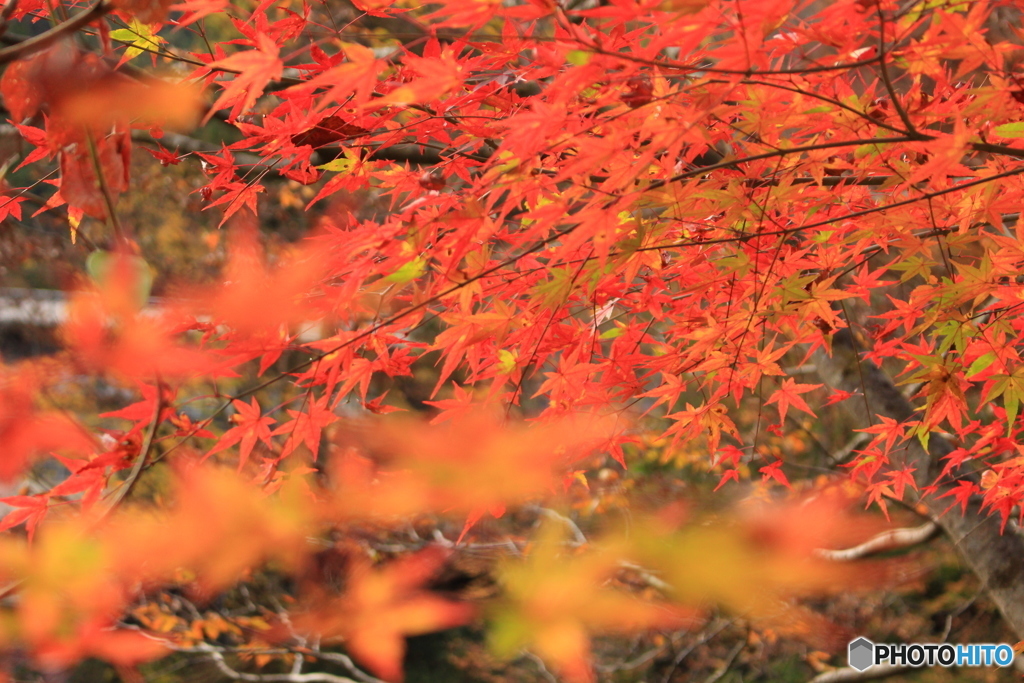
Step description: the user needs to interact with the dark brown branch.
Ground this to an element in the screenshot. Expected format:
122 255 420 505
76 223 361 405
0 0 111 65
874 0 919 137
652 136 917 188
566 37 884 76
640 165 1024 251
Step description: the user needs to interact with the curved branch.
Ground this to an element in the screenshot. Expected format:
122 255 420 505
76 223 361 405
0 0 111 65
652 136 917 187
201 646 359 683
814 522 938 561
103 387 163 514
643 165 1024 251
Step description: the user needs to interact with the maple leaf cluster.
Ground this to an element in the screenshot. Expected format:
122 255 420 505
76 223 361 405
0 0 1024 679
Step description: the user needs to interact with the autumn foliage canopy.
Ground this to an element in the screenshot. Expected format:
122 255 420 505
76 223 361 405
1 0 1024 679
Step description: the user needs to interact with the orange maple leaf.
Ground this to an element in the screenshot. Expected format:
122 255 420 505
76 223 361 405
184 224 326 337
765 378 820 425
347 410 621 514
296 548 474 681
493 523 696 683
204 34 283 123
207 398 276 470
273 394 338 459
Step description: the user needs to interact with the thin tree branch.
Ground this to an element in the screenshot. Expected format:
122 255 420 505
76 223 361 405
200 646 359 683
103 386 163 513
660 620 732 683
520 651 559 683
653 136 918 187
702 640 743 683
565 37 885 76
808 662 911 683
873 0 919 137
829 432 871 466
0 0 111 65
642 165 1024 251
308 652 386 683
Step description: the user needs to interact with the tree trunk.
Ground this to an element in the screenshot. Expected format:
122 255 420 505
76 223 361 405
814 330 1024 638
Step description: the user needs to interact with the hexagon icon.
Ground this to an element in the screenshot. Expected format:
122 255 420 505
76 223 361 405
848 638 874 671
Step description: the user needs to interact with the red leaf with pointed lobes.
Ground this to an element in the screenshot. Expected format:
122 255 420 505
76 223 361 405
765 379 820 425
0 496 50 539
100 383 176 426
714 469 740 491
203 34 283 123
823 389 858 407
759 459 791 489
143 143 183 166
206 398 276 470
273 394 338 460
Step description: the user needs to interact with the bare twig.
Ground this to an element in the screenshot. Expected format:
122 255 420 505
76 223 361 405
200 646 359 683
84 132 124 244
660 619 732 683
520 651 559 683
103 386 163 513
617 561 673 592
703 640 743 683
874 0 918 137
309 652 387 683
536 507 587 546
808 662 910 683
829 432 872 465
595 636 680 673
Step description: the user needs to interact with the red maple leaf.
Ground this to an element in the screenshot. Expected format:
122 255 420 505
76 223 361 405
207 398 277 470
759 459 792 489
274 394 338 459
765 379 820 425
204 33 283 123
